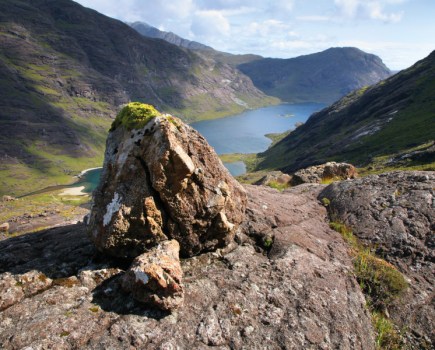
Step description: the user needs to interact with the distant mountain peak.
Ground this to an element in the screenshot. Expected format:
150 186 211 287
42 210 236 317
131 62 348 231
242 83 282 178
129 21 213 51
238 47 391 104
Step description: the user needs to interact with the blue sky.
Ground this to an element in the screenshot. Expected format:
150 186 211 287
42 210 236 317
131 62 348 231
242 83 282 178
74 0 434 70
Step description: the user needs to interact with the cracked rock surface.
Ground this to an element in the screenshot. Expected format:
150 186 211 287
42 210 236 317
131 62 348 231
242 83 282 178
320 171 435 346
0 184 375 349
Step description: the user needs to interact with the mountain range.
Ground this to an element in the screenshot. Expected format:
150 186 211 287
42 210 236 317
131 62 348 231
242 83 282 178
257 50 435 173
130 22 392 103
129 21 214 51
0 0 400 196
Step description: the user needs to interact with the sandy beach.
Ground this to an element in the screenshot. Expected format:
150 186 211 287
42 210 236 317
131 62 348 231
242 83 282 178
59 186 87 196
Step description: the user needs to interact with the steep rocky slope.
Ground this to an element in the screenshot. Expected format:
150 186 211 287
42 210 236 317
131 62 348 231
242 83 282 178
238 47 391 103
0 0 275 196
257 50 435 173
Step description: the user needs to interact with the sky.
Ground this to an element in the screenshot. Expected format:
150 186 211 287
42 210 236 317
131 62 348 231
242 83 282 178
74 0 434 70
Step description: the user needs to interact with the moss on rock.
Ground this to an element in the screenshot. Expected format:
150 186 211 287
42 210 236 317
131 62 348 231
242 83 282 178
111 102 161 131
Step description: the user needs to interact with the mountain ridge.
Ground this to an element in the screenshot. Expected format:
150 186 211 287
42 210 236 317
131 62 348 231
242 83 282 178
129 21 214 51
238 47 392 103
129 21 263 67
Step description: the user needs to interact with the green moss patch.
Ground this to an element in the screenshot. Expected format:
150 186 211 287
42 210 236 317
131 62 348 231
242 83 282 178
111 102 161 131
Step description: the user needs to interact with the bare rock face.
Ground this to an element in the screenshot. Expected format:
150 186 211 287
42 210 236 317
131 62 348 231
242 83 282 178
0 184 375 349
320 171 435 347
121 240 184 311
88 113 246 258
291 161 358 185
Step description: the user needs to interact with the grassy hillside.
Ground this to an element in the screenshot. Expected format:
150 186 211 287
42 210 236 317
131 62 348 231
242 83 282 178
0 0 276 196
257 50 435 173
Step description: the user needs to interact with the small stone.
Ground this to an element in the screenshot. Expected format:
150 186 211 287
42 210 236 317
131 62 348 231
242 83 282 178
243 325 254 336
121 240 184 311
0 223 9 232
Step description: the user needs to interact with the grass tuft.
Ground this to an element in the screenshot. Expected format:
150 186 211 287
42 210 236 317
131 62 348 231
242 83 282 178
267 180 289 191
372 312 402 350
329 221 407 309
329 221 408 349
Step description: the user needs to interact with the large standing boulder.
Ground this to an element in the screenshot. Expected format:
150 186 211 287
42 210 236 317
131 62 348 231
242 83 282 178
88 103 247 258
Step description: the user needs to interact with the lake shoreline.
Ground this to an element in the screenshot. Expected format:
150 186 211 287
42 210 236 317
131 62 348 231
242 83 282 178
76 167 103 179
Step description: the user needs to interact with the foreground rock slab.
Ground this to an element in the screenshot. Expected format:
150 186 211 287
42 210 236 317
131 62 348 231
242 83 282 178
0 184 374 349
121 240 184 310
321 171 435 347
88 114 247 258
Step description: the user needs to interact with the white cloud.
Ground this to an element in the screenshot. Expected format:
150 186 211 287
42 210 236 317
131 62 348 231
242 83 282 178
196 0 293 12
334 0 404 23
191 10 231 38
366 2 403 22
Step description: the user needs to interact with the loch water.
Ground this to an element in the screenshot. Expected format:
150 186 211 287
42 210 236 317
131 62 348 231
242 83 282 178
191 102 324 175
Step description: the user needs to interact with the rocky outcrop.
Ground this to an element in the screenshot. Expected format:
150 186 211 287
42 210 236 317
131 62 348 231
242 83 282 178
87 109 246 309
88 113 246 259
121 240 184 311
254 170 291 187
320 171 435 347
291 162 358 185
0 183 376 349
